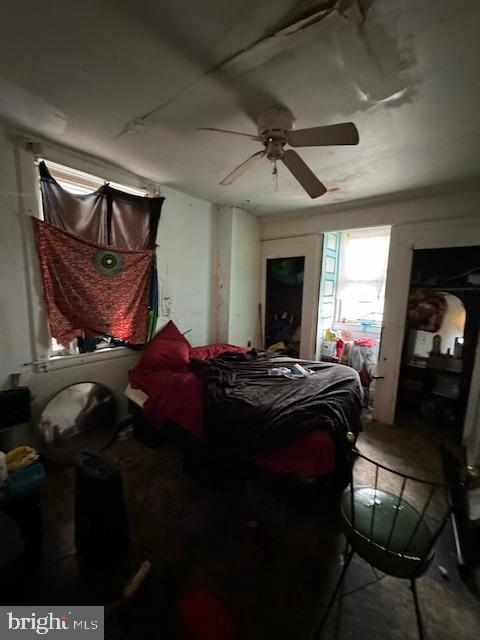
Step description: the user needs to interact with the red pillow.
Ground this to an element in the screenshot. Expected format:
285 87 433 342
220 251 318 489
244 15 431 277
190 343 247 360
137 321 191 371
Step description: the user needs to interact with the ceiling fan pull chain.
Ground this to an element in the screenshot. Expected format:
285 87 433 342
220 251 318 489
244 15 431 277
272 160 279 192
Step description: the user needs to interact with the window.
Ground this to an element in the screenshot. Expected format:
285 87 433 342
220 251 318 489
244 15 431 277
336 227 391 324
36 159 147 204
35 160 147 357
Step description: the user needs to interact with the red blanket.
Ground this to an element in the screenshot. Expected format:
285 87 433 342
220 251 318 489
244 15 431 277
128 322 335 477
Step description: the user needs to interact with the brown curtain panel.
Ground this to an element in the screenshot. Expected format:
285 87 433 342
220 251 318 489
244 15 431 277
39 161 164 250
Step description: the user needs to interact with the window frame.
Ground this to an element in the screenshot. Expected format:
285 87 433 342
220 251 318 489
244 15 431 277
335 226 391 325
34 158 155 360
19 140 159 370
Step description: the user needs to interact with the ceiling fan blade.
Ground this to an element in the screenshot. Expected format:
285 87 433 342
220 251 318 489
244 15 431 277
287 122 359 147
199 127 262 141
281 150 326 198
220 151 265 186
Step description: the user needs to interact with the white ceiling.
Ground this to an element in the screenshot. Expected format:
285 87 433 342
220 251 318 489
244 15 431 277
1 0 479 214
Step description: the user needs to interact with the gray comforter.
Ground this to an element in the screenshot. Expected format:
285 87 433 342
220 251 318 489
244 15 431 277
191 350 363 458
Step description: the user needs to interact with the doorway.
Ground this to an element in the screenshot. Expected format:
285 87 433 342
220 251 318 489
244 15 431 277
395 246 480 440
261 236 322 359
316 226 391 405
265 256 305 357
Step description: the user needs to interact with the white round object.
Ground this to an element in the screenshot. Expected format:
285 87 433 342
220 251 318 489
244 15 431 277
257 108 294 140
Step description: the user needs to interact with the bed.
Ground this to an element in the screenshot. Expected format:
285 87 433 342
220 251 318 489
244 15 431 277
127 321 363 481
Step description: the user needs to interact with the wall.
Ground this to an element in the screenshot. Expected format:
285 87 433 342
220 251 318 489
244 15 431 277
154 184 216 346
0 127 216 420
228 208 261 347
260 185 480 241
0 130 32 383
215 206 233 345
215 206 261 347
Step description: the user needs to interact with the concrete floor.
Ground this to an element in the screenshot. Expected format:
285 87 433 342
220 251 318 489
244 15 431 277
38 417 480 639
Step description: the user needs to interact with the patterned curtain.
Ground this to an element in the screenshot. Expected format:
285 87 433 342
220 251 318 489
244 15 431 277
37 161 164 343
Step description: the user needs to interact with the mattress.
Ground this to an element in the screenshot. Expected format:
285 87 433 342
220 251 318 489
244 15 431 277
125 383 148 408
124 383 336 478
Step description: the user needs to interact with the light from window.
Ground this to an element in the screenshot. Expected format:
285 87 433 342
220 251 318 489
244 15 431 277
37 159 147 197
336 229 390 323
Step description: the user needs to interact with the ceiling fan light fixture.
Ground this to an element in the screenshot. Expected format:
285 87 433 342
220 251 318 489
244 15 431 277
256 108 295 141
204 108 359 198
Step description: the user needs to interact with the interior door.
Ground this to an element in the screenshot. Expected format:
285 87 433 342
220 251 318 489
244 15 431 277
261 235 322 360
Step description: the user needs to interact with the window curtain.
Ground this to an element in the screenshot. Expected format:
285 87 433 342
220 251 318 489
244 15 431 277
37 161 164 343
32 218 154 345
39 161 163 250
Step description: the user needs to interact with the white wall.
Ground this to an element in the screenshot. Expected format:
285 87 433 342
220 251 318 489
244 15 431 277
260 186 480 240
215 206 261 347
228 208 261 347
0 130 32 383
155 185 216 346
215 205 233 345
0 127 217 420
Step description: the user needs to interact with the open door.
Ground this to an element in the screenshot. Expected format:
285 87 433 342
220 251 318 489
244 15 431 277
316 232 340 360
261 236 322 360
373 218 480 469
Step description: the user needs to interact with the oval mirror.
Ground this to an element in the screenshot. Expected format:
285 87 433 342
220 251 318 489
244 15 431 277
39 383 117 464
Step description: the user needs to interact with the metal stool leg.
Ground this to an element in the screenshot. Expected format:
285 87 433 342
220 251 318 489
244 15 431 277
410 579 425 640
317 547 354 636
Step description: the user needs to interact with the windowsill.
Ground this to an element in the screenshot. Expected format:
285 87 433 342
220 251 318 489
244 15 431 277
33 346 139 373
333 321 382 339
334 321 383 329
335 321 366 326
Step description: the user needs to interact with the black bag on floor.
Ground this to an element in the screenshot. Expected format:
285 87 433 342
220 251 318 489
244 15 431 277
74 451 129 560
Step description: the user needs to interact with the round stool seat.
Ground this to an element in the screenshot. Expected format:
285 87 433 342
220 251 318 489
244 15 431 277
341 487 433 578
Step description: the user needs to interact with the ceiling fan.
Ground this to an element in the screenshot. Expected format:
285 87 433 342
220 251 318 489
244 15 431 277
199 108 359 198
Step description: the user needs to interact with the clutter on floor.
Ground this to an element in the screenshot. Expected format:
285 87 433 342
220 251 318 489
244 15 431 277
27 419 480 639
